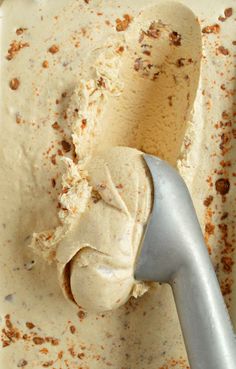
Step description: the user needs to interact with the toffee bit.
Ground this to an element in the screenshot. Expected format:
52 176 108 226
176 58 185 67
202 24 220 34
9 78 20 90
224 8 233 18
169 31 181 46
42 60 49 68
143 50 151 56
48 44 59 54
215 178 230 195
42 361 54 367
217 46 229 56
52 121 60 129
16 113 22 124
77 310 86 321
17 359 28 367
91 189 102 203
33 337 45 345
16 28 28 35
116 46 124 54
51 178 56 188
203 195 213 207
61 140 71 152
146 21 161 39
6 40 29 60
70 325 76 334
205 223 215 235
25 322 35 329
51 154 57 165
97 77 106 88
116 14 133 32
134 57 142 72
81 119 87 129
221 256 234 273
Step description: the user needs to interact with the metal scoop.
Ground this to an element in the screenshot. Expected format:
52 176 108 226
135 154 236 369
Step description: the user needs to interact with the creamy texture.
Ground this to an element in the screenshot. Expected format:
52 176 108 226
0 0 235 368
57 147 152 311
29 2 201 312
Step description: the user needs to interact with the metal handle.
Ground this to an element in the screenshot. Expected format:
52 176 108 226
171 257 236 369
136 154 236 369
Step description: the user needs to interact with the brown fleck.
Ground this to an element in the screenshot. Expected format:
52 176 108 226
205 223 215 235
61 140 71 152
116 14 133 32
221 212 228 220
77 352 85 359
168 96 173 107
70 325 76 334
217 46 229 56
143 50 151 56
232 41 236 46
81 118 87 129
91 189 102 204
16 28 28 35
51 154 56 165
116 46 124 54
68 347 76 357
176 58 185 67
42 361 54 368
221 110 230 120
169 31 181 46
134 58 142 72
17 359 28 367
51 178 56 188
48 44 59 54
221 256 234 273
52 122 60 130
33 337 45 345
25 322 35 329
6 40 29 60
97 77 106 88
146 21 161 39
215 178 230 195
202 24 220 34
9 78 20 90
42 60 49 68
224 8 233 18
203 195 213 207
77 310 86 321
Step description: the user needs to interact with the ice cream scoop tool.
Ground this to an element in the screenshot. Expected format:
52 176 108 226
135 154 236 369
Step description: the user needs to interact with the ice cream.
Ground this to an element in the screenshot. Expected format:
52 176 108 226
4 0 235 368
29 3 201 312
57 147 152 311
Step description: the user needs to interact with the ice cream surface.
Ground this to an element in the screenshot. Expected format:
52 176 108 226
56 147 152 311
29 1 201 312
1 0 235 368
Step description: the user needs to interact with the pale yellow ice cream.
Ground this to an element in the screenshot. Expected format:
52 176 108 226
2 0 235 368
29 2 202 312
57 147 152 311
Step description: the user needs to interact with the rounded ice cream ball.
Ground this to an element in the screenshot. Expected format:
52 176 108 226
56 147 153 312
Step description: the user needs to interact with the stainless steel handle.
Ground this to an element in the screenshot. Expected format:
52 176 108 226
171 247 236 369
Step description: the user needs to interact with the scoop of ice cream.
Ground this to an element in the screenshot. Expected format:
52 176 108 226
56 147 152 311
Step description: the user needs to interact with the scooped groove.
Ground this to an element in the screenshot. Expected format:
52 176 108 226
30 3 201 312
